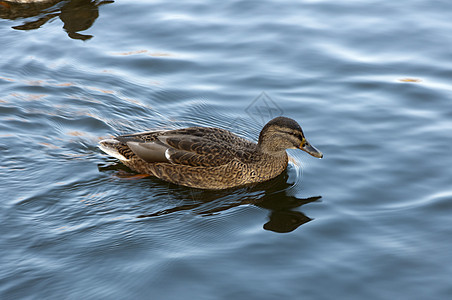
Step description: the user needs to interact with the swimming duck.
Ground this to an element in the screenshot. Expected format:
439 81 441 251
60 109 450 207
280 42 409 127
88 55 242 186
99 116 322 189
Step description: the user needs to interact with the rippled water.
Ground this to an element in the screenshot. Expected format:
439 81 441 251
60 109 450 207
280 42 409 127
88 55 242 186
1 0 452 299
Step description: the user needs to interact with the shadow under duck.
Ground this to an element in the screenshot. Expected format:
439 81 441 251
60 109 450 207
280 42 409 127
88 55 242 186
99 116 322 189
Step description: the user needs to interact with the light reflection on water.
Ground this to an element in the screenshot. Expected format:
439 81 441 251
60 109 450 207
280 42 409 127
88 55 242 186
1 0 452 299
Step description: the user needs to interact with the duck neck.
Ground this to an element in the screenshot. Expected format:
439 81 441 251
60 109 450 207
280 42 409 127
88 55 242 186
258 129 289 153
257 143 288 157
257 134 286 153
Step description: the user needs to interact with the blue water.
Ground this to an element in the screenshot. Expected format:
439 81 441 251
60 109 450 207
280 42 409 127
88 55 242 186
1 0 452 299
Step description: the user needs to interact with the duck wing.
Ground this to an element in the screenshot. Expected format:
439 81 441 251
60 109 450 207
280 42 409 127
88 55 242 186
116 128 255 167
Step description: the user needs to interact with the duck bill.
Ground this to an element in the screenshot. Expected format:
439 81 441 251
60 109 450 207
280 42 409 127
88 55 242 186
300 142 323 158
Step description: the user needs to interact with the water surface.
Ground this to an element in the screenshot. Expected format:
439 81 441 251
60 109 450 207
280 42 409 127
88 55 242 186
1 0 452 299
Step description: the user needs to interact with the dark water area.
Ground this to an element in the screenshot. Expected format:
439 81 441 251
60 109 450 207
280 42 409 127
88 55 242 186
1 0 452 299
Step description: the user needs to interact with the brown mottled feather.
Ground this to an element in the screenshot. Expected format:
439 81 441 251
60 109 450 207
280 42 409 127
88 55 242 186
99 117 322 189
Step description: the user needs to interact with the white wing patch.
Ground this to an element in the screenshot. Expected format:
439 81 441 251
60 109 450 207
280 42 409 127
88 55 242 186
165 148 175 163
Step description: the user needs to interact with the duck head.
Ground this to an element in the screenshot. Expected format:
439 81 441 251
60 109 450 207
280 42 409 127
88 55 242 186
258 116 323 158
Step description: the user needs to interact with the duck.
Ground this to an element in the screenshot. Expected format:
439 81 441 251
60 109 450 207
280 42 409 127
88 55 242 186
99 116 323 189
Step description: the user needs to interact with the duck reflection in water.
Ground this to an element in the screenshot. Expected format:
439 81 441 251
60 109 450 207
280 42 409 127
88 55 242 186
100 163 321 233
0 0 113 40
